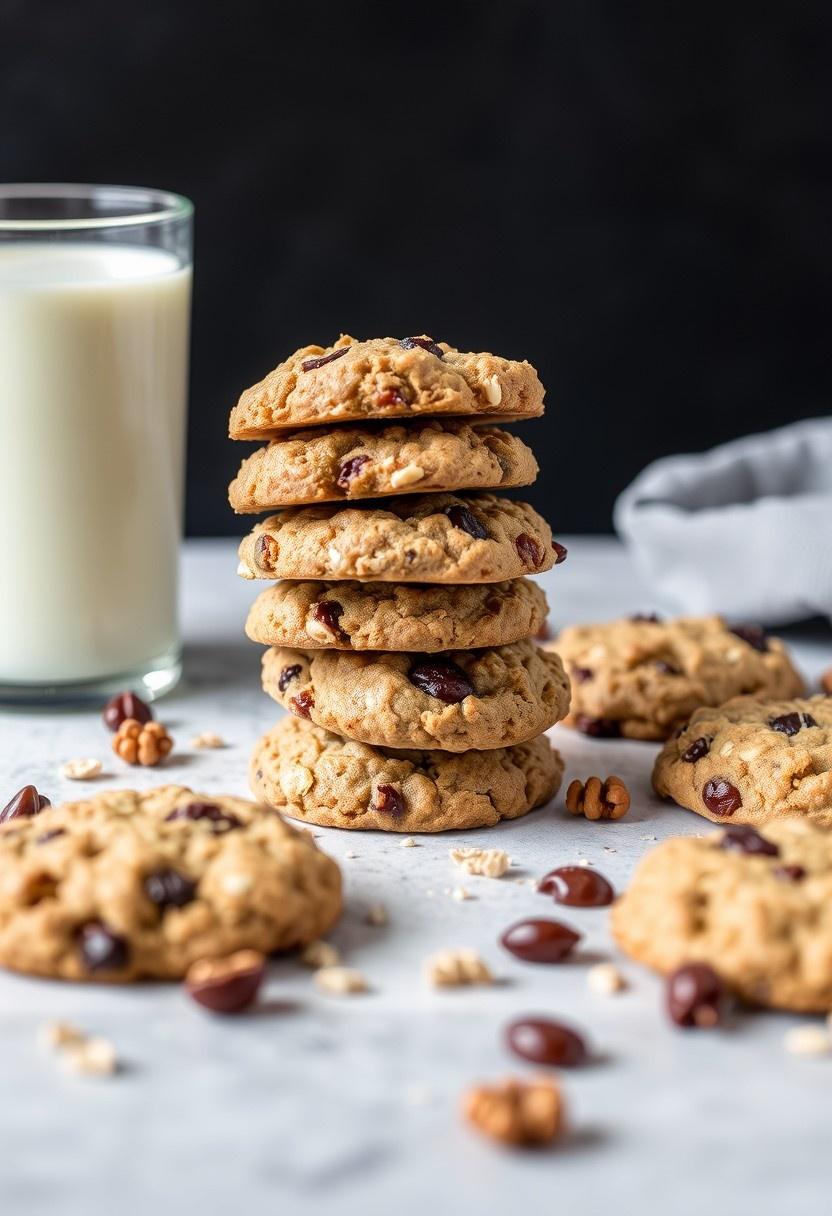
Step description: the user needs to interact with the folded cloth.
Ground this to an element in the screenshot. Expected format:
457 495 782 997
613 417 832 626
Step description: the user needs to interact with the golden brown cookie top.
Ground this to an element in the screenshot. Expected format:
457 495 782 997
228 335 545 438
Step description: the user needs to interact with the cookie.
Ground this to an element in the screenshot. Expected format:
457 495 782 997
555 615 803 741
0 786 341 982
228 421 538 511
228 334 544 439
653 695 832 828
261 640 570 751
250 716 563 832
245 578 548 652
237 493 561 584
611 818 832 1012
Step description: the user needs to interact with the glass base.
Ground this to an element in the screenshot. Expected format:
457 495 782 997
0 647 182 710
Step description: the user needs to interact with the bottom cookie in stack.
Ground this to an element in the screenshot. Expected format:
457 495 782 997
251 717 564 833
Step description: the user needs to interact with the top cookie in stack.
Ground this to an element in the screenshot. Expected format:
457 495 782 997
228 334 571 833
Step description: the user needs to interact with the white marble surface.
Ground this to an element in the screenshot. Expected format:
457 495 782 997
1 538 831 1216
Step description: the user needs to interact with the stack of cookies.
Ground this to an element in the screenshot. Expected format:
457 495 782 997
228 334 571 833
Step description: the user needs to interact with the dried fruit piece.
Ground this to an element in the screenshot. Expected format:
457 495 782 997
1 785 50 823
822 669 832 695
290 689 315 719
312 600 344 639
515 532 543 569
77 922 130 974
374 783 405 818
703 778 742 817
506 1017 588 1067
682 736 710 762
539 865 614 907
729 624 769 652
376 386 408 407
278 664 302 692
773 863 806 882
574 714 621 739
165 801 242 833
144 868 197 909
571 666 593 684
336 454 370 492
500 919 581 963
770 712 818 737
565 775 630 821
719 824 779 857
254 533 279 571
666 963 726 1028
552 541 568 565
186 950 265 1013
444 504 488 540
464 1076 564 1147
408 658 474 703
103 691 152 732
399 335 444 358
301 347 349 372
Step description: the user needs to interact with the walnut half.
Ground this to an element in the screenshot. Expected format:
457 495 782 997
464 1076 564 1146
565 775 630 821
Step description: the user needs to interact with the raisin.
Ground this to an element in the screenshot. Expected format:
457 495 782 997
78 922 130 973
515 533 543 569
313 600 345 638
729 624 769 653
278 664 302 692
552 541 568 565
374 784 405 817
399 336 444 358
682 736 710 762
770 712 817 737
301 347 349 372
336 454 370 492
574 714 621 738
144 868 197 909
291 689 315 718
445 504 488 540
165 801 243 832
408 659 474 703
703 778 742 817
719 824 779 857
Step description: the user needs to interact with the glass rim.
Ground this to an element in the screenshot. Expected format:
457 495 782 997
0 183 193 232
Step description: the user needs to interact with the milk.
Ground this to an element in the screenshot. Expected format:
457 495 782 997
0 244 190 685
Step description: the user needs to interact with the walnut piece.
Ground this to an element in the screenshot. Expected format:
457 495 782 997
314 966 368 995
60 758 103 781
425 948 493 987
112 719 173 767
63 1036 118 1076
190 731 226 749
449 847 510 878
300 940 341 969
565 775 630 821
464 1076 564 1146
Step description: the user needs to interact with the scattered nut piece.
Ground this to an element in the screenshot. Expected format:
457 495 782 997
822 668 832 695
587 962 627 995
425 948 493 988
190 731 226 750
483 375 503 406
62 1036 118 1077
464 1076 564 1146
565 775 630 821
315 966 368 995
365 903 389 927
400 836 419 848
112 719 173 767
450 847 510 878
300 940 341 969
344 849 358 859
451 887 472 902
784 1025 831 1056
39 1020 86 1050
185 949 265 1013
60 758 103 781
390 462 425 489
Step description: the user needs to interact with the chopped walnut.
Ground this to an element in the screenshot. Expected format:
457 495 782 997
62 1036 118 1076
60 758 103 781
464 1076 564 1146
190 732 226 750
300 940 341 969
483 375 503 406
565 775 630 821
390 463 425 489
425 948 493 987
314 966 368 995
400 836 419 848
784 1025 831 1056
112 719 173 767
449 847 510 878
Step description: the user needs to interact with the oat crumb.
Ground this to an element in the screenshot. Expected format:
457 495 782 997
299 940 341 969
315 966 368 995
62 1036 118 1076
190 731 226 749
365 903 389 927
451 887 472 901
344 849 358 859
587 962 627 995
425 948 493 987
450 847 510 878
400 837 419 848
39 1020 86 1050
60 758 103 781
784 1025 830 1056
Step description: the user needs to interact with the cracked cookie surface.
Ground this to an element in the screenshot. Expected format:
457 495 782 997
612 818 832 1011
246 578 548 652
229 421 538 510
261 640 570 751
653 695 832 827
555 615 803 740
250 716 563 832
237 493 558 584
228 334 544 438
0 786 342 982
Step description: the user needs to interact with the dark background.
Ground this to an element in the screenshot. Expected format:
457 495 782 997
2 0 830 534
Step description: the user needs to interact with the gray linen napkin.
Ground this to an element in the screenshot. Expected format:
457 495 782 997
613 417 832 626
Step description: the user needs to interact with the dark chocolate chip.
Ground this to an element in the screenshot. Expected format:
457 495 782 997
539 865 615 907
630 613 662 623
552 541 568 565
682 736 710 762
186 951 265 1014
506 1017 588 1067
770 712 818 737
773 864 806 882
399 336 444 358
720 824 779 857
301 347 349 372
666 963 726 1028
500 918 581 963
78 922 130 973
103 691 153 732
571 666 594 684
144 868 197 909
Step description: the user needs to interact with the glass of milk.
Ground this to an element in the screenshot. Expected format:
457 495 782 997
0 185 192 705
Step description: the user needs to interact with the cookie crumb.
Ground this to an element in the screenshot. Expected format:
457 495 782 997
451 887 472 902
190 731 226 749
464 1076 563 1146
425 948 493 987
39 1020 86 1050
344 849 358 859
587 962 627 995
315 966 368 995
365 903 389 927
62 1036 118 1077
60 758 103 781
400 837 419 848
450 847 510 878
299 940 341 970
784 1025 830 1056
